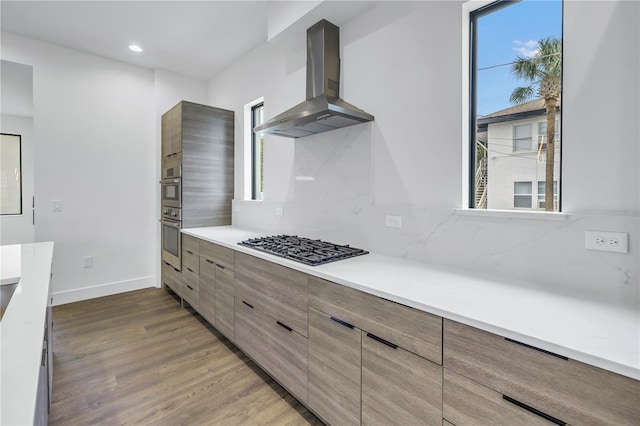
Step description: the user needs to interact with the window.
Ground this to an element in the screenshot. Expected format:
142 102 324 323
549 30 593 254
513 124 533 152
245 100 264 201
537 180 558 210
469 0 563 212
251 103 265 200
514 181 532 208
0 133 22 215
537 119 560 150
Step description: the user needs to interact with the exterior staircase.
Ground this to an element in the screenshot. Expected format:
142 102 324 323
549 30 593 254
475 157 488 209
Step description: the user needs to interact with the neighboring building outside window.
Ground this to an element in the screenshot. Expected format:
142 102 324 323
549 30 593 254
514 181 532 208
468 0 562 212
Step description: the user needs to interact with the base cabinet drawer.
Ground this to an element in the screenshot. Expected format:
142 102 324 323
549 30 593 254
214 263 234 339
182 268 199 310
362 330 442 425
162 261 182 298
308 308 361 426
182 235 200 274
444 369 555 426
235 297 308 404
200 240 234 269
444 320 640 425
309 276 442 364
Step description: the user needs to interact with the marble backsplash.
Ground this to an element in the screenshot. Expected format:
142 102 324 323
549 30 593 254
233 125 639 309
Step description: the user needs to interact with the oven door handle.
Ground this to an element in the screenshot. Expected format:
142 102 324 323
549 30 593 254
161 220 181 228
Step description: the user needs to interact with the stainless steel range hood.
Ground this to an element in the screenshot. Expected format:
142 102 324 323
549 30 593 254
254 19 374 139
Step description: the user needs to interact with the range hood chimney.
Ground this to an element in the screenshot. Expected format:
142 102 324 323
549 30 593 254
254 19 374 138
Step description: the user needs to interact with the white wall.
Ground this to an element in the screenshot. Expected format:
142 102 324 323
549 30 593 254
1 32 208 304
209 0 639 307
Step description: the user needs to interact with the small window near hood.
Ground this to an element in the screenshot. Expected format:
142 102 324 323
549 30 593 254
251 103 264 201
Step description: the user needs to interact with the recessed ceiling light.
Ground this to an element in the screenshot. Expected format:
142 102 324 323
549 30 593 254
128 44 143 53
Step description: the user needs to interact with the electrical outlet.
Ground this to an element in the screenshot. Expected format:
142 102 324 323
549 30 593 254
385 215 403 229
585 231 628 253
52 200 63 212
275 207 284 216
83 256 93 268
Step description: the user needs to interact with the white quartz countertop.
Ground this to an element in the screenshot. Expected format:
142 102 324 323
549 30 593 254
0 242 54 426
183 226 640 381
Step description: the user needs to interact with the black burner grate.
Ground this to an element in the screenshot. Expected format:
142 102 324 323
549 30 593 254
238 235 368 266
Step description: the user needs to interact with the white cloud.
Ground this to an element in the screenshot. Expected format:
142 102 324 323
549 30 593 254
513 39 539 58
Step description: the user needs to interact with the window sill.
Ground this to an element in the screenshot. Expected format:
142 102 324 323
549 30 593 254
455 208 568 221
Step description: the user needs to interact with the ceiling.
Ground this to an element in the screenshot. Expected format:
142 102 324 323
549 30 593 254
0 1 270 81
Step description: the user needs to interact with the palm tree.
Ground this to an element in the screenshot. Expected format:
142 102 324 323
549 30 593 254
510 37 562 211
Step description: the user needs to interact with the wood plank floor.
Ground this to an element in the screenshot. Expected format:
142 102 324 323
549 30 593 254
49 288 322 425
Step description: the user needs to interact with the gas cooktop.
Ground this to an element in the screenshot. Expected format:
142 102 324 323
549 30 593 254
238 235 369 266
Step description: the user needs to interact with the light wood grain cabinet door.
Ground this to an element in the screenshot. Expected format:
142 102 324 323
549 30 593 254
198 256 216 325
308 308 361 426
214 263 234 339
234 298 308 404
169 104 182 155
443 369 555 426
444 319 640 426
161 108 172 157
361 331 442 426
235 252 308 337
182 267 199 311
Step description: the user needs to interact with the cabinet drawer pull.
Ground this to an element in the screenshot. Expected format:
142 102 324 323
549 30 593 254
242 300 254 309
206 259 215 264
186 267 194 273
41 347 47 367
186 250 194 255
330 316 354 329
366 333 398 349
277 321 293 332
504 338 568 360
186 285 193 290
216 264 225 270
502 395 566 425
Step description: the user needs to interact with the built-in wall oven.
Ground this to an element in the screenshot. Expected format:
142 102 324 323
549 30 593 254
161 206 182 270
161 178 181 208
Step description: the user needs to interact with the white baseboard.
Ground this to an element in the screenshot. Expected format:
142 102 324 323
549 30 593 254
52 275 160 306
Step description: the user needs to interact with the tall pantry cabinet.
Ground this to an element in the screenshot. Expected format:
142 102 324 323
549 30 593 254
160 101 234 298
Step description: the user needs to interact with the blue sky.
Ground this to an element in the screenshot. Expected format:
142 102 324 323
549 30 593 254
476 0 563 116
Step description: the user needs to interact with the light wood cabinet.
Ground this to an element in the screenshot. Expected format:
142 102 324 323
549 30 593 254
182 234 200 274
309 275 442 364
161 101 234 229
198 255 216 325
443 369 552 426
161 261 182 298
444 319 640 425
214 262 234 339
181 268 199 310
235 252 308 337
197 240 235 337
308 308 361 426
161 103 181 157
234 297 308 404
361 329 442 426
